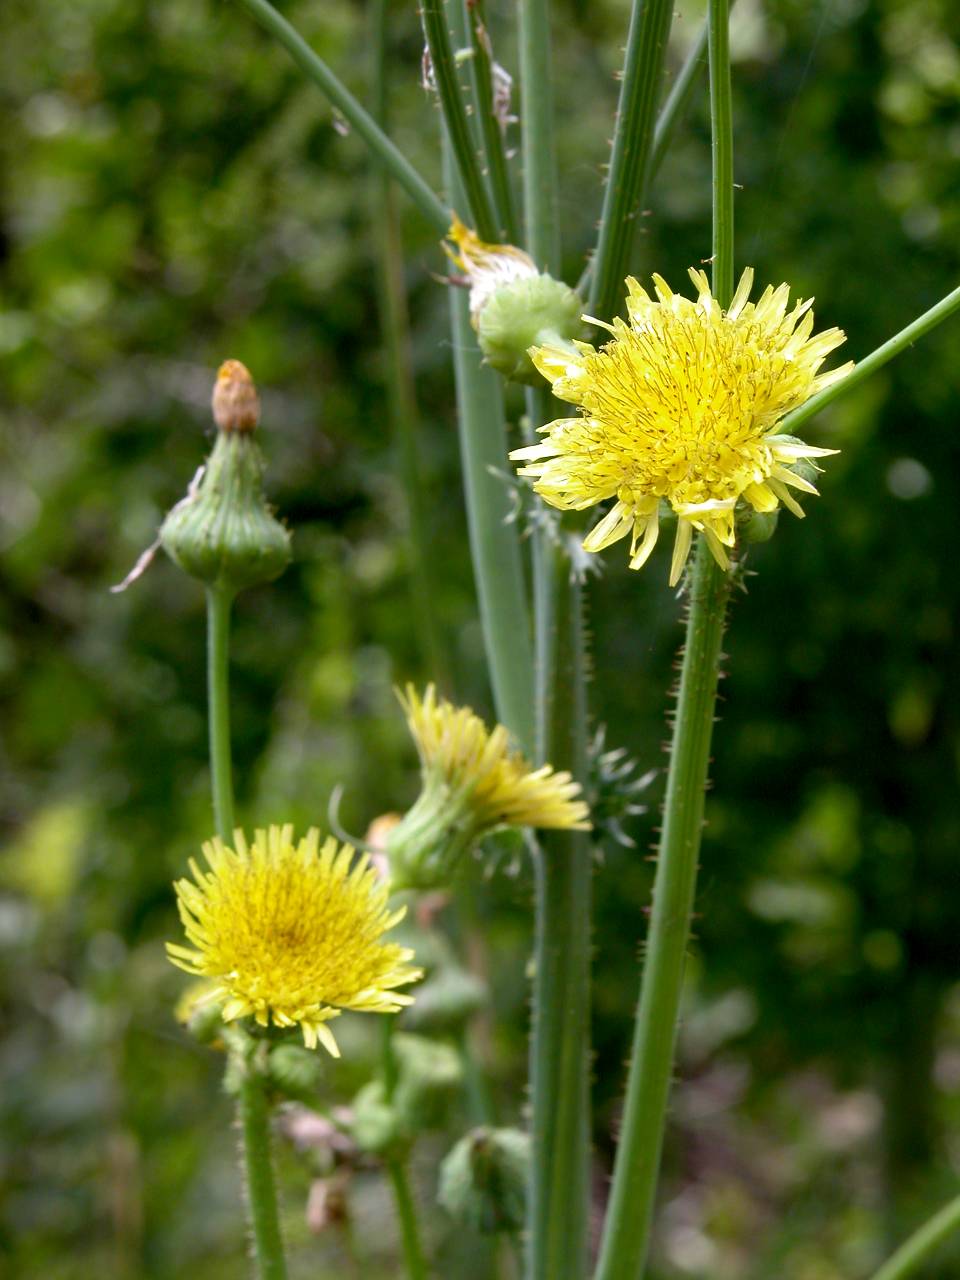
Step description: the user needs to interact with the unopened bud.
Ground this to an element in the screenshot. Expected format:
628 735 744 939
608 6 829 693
350 1082 405 1157
401 965 487 1034
438 1127 530 1235
392 1033 463 1132
174 980 226 1046
160 361 291 593
478 275 583 385
268 1043 324 1101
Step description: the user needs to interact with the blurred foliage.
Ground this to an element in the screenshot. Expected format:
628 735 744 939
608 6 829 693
1 0 959 1276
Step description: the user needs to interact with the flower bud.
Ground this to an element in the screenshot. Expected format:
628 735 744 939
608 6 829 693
160 361 291 593
400 965 487 1034
392 1033 463 1132
267 1043 324 1101
477 274 583 385
438 1127 530 1235
350 1082 405 1157
174 980 226 1046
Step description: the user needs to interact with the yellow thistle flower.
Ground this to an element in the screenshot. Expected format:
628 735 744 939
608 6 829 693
386 685 590 890
511 268 854 584
167 825 421 1056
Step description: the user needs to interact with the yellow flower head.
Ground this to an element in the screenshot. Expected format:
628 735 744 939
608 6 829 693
167 825 421 1056
511 268 853 585
387 685 590 890
445 215 539 324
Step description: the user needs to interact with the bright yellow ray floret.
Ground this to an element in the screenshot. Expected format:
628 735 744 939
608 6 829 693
400 684 591 833
167 824 421 1056
511 268 853 585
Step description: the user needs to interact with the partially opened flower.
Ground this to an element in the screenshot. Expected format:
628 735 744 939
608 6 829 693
386 685 590 890
167 825 421 1056
511 268 853 584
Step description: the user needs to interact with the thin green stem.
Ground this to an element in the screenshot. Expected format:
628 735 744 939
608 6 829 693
206 585 236 842
467 1 518 242
370 0 448 684
595 542 731 1280
869 1190 960 1280
381 1018 429 1280
528 551 592 1280
708 0 734 306
445 160 535 753
231 0 449 233
422 0 498 239
779 282 960 437
518 0 560 271
387 1160 430 1280
238 1068 288 1280
650 20 708 183
587 0 675 322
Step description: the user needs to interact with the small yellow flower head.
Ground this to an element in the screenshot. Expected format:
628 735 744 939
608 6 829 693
386 685 590 890
445 217 583 384
167 825 422 1056
511 269 854 584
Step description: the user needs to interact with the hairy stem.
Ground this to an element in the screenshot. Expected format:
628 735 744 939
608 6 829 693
238 1068 288 1280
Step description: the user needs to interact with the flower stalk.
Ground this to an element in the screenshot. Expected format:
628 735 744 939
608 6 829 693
206 585 236 842
869 1190 960 1280
237 1063 288 1280
596 3 735 1276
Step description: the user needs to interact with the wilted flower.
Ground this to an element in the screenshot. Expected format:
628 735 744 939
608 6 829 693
167 824 421 1055
511 269 853 584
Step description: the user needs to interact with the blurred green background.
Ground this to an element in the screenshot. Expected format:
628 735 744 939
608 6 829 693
2 0 959 1275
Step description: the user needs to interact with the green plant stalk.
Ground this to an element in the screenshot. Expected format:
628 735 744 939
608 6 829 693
206 585 236 841
422 0 499 239
528 552 592 1280
518 0 560 271
238 1065 288 1280
869 1190 960 1280
778 281 960 437
231 0 449 233
594 541 730 1280
370 0 448 684
596 4 735 1276
381 1018 429 1280
588 0 675 322
467 0 518 242
577 18 709 298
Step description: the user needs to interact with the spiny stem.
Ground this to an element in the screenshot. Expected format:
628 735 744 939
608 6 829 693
869 1190 960 1280
237 1066 288 1280
587 0 675 322
421 0 498 239
779 282 960 437
596 5 735 1275
594 541 731 1280
231 0 450 233
206 585 236 842
518 0 560 271
467 0 518 242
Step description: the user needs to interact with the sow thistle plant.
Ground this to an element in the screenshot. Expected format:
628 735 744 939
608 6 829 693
141 0 960 1277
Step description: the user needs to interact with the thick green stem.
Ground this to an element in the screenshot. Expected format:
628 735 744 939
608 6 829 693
206 586 236 842
370 0 448 684
518 0 560 272
587 0 674 322
231 0 449 233
238 1069 288 1280
869 1191 960 1280
422 0 498 239
595 542 730 1280
528 553 592 1280
779 282 960 437
596 16 734 1276
467 1 518 242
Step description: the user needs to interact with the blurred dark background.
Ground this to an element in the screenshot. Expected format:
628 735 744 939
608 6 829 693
1 0 959 1276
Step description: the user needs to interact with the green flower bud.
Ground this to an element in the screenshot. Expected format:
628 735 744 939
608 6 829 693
401 965 488 1034
438 1127 530 1235
174 980 227 1046
741 507 780 544
267 1043 324 1101
160 361 291 593
477 275 583 386
350 1081 405 1157
392 1033 463 1132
